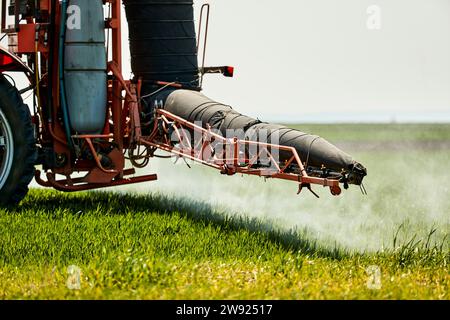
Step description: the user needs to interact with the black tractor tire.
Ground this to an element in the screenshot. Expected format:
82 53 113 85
0 75 37 206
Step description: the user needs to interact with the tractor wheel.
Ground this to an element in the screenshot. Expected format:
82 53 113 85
0 75 37 206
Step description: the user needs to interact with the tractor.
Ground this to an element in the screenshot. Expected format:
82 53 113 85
0 0 367 206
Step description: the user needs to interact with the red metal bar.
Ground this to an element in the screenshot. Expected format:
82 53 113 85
45 172 158 192
156 81 183 88
110 0 123 151
35 168 157 192
72 134 113 139
112 0 121 73
35 168 138 188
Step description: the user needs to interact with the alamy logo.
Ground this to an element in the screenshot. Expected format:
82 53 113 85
366 265 382 290
66 5 81 30
66 265 82 290
168 123 281 169
367 5 382 30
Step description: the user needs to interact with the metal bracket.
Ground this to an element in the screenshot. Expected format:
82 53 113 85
297 183 320 198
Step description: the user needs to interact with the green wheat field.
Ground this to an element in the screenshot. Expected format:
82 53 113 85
0 124 449 299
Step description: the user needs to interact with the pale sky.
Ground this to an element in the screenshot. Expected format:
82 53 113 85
2 0 450 122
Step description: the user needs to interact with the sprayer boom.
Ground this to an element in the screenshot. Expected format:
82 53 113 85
137 109 342 197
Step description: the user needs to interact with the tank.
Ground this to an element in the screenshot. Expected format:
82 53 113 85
64 0 107 134
123 0 199 96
